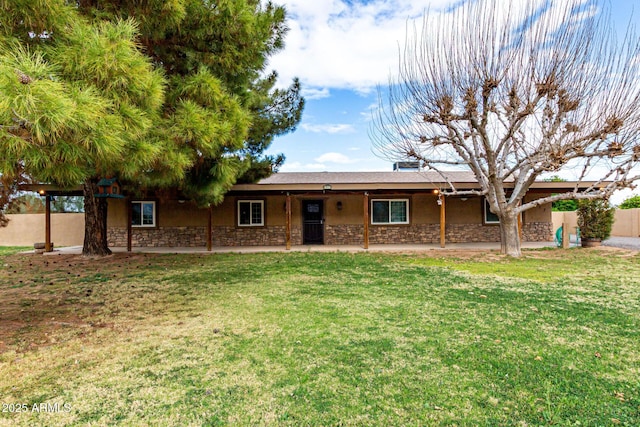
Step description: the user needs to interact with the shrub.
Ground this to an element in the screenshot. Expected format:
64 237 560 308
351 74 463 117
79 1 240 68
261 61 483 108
577 199 615 240
552 199 577 211
619 195 640 209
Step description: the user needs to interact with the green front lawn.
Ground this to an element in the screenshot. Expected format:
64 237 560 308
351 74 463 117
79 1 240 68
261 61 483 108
0 249 638 426
0 246 31 256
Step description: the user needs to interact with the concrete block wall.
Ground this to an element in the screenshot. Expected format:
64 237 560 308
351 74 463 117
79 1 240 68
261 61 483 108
552 209 640 237
0 213 84 247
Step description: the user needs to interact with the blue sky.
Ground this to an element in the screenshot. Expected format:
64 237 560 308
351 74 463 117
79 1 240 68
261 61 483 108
264 0 640 200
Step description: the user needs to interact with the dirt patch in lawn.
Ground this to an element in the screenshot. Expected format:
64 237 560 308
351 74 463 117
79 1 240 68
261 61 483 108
0 253 151 353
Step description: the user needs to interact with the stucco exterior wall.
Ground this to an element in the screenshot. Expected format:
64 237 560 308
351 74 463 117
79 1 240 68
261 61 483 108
106 199 127 227
0 192 557 248
102 193 555 247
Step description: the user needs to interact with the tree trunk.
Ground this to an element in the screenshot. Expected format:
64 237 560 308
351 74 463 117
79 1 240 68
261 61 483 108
499 211 521 257
82 179 112 256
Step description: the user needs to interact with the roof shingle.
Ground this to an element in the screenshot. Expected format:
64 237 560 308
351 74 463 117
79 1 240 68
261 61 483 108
257 171 478 185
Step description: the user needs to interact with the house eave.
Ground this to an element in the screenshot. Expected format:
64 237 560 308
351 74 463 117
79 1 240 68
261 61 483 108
18 184 84 197
231 180 605 194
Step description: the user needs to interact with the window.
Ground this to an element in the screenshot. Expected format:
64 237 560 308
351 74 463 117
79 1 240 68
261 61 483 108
371 199 409 224
238 200 264 226
131 201 156 227
484 199 500 224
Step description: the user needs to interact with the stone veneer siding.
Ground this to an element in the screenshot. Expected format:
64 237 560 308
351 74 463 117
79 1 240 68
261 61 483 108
329 222 552 245
369 224 441 244
108 226 207 247
108 225 302 247
325 224 365 245
522 222 554 242
445 224 501 242
108 222 552 247
211 226 302 246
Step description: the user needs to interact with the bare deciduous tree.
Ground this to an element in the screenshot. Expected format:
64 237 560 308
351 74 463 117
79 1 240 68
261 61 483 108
372 0 640 256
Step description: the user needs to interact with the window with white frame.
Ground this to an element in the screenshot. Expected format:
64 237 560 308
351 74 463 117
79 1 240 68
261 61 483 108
484 198 500 224
371 199 409 224
131 201 156 227
238 200 264 226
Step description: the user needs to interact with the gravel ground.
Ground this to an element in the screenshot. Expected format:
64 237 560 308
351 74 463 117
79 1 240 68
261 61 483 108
603 236 640 251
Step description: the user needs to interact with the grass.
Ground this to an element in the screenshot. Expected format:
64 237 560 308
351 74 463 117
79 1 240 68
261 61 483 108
0 247 30 256
0 248 639 426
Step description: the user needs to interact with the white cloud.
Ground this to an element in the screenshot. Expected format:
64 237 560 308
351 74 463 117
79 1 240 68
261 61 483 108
360 102 380 121
278 161 327 172
301 123 355 134
269 0 598 93
611 187 640 206
280 153 391 172
269 0 462 92
301 87 331 100
315 152 358 164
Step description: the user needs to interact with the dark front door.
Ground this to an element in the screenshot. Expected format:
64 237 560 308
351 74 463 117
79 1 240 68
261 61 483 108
303 200 324 244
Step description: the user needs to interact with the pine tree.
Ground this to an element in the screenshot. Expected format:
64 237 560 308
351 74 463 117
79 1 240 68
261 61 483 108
0 3 166 255
1 0 303 254
78 0 304 205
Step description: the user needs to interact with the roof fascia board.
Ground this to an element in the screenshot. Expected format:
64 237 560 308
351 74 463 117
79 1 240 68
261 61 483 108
233 180 608 193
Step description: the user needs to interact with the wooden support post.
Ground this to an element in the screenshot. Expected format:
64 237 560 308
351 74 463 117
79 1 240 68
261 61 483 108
562 222 570 249
363 192 369 249
207 206 213 252
285 193 292 250
45 195 52 252
439 194 445 248
126 199 132 252
518 212 523 241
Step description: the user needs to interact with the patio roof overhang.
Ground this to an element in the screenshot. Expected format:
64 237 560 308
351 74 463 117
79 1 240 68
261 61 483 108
21 182 602 197
18 184 83 197
14 172 607 197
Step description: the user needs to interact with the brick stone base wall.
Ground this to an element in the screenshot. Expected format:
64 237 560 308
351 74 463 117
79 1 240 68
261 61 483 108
445 224 501 242
211 226 303 246
108 222 552 247
108 227 207 247
328 222 552 245
326 224 364 245
369 224 440 244
522 222 554 242
212 226 284 246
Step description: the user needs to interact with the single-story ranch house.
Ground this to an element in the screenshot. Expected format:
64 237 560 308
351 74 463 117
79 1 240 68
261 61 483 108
99 170 579 250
